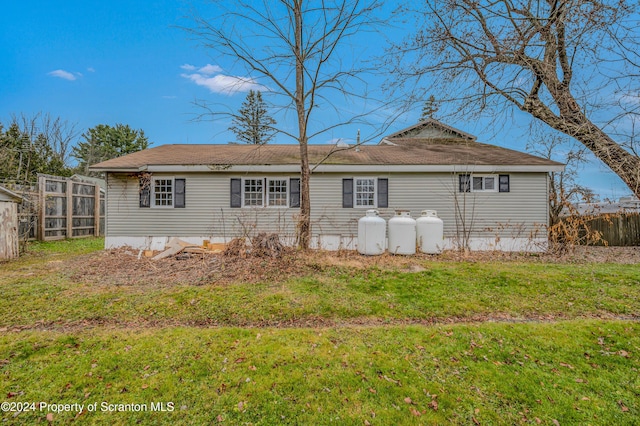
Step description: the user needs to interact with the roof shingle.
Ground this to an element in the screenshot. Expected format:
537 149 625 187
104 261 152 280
90 142 562 170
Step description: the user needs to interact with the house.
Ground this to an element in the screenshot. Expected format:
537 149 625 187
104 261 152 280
90 119 564 252
0 186 24 260
571 196 640 216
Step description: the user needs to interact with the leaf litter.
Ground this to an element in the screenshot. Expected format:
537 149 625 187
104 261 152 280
67 244 640 288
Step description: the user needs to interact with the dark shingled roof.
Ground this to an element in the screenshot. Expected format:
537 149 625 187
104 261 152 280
90 142 561 170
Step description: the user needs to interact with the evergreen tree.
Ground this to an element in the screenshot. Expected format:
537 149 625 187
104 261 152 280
419 95 439 121
72 124 150 177
0 114 75 183
229 91 277 144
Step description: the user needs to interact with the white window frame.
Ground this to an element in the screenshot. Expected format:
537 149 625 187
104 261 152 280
354 177 377 208
151 177 174 208
267 178 289 208
471 174 498 192
241 177 290 208
242 178 264 207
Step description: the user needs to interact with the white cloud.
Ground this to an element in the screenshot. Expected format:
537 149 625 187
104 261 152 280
180 64 196 71
48 69 77 81
198 64 223 75
162 95 177 99
181 66 266 95
87 67 96 73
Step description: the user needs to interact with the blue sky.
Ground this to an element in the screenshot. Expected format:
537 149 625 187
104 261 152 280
0 0 632 200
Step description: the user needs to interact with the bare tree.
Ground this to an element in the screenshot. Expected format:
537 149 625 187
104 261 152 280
1 113 77 183
185 0 396 249
392 0 640 198
13 112 78 168
525 126 595 227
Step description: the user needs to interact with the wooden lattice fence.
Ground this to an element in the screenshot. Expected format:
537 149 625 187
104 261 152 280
37 175 105 241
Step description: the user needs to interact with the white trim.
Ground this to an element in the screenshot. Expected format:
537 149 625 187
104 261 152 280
267 177 290 208
240 177 291 208
353 177 377 208
380 118 477 142
151 177 174 208
471 174 498 192
132 164 564 173
440 237 548 253
105 236 546 253
241 177 264 208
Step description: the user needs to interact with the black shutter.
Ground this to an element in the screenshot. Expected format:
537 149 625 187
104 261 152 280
230 178 242 208
174 179 186 208
139 178 150 208
289 178 300 208
342 178 353 208
459 174 471 192
499 174 510 192
377 178 388 208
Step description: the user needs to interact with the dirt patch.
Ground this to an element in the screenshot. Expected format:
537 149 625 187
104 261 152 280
435 246 640 264
4 312 638 333
66 245 640 288
68 247 303 287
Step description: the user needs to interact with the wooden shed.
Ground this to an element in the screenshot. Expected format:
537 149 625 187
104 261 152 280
0 186 23 260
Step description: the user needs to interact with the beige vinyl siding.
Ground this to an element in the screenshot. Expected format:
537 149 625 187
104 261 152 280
105 171 548 240
106 173 300 238
308 172 548 240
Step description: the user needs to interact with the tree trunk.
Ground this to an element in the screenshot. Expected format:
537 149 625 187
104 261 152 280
524 92 640 198
298 141 311 249
294 1 312 250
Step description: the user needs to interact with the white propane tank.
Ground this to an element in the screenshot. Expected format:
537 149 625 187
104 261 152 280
357 209 386 255
417 210 444 254
388 210 416 255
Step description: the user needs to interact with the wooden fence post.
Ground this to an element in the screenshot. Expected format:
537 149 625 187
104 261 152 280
66 178 73 238
94 184 101 237
38 175 45 241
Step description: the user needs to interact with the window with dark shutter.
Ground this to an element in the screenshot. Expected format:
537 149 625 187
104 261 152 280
174 178 186 208
289 178 300 208
230 178 242 208
459 174 471 192
377 178 388 208
342 179 354 208
499 175 510 192
139 178 151 208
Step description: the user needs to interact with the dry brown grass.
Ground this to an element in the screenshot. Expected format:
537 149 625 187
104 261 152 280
66 245 640 288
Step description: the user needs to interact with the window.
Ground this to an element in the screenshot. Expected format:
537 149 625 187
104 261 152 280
244 179 263 207
342 178 388 208
355 178 376 207
498 175 510 192
473 175 497 192
268 179 288 207
154 178 174 207
230 177 295 208
139 176 186 208
459 174 509 193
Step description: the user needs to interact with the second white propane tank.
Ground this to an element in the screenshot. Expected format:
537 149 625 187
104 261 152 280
388 210 416 255
416 210 444 254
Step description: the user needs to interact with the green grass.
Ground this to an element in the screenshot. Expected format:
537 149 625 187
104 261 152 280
1 239 639 424
25 238 105 255
1 255 639 328
1 322 638 425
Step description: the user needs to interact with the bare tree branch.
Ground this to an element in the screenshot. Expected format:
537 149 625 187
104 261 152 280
184 0 400 249
391 0 640 198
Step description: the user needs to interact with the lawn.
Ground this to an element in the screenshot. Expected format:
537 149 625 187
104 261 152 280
1 239 639 425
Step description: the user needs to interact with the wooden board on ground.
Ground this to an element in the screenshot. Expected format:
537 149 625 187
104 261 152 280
151 238 228 260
